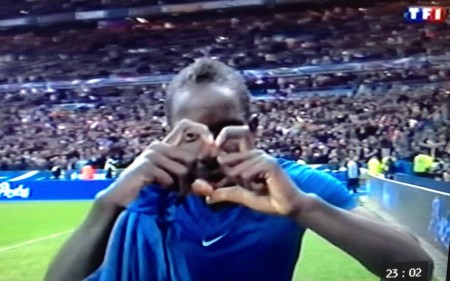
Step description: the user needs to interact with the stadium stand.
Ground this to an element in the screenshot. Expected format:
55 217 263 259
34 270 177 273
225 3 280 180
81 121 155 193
0 0 206 19
0 1 448 182
1 1 450 82
0 81 448 181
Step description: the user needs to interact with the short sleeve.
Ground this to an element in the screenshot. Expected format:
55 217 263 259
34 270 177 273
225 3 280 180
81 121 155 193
278 158 357 210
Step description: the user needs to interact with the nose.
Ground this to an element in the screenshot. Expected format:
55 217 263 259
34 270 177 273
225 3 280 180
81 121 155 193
199 157 220 170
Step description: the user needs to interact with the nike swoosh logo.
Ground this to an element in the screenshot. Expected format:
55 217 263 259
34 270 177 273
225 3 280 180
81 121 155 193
202 233 227 247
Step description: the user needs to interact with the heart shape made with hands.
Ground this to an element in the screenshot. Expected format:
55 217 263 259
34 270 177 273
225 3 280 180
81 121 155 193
163 119 257 193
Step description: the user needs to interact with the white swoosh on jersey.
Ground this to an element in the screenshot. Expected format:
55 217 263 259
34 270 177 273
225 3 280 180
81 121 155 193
202 233 228 247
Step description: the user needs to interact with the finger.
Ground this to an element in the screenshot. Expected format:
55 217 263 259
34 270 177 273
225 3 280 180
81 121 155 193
191 179 214 197
206 186 272 212
206 186 246 204
154 157 193 195
143 150 189 179
149 142 196 166
251 180 266 193
152 166 175 188
221 155 263 189
250 186 268 198
218 150 263 167
163 119 214 146
215 125 253 151
240 160 268 191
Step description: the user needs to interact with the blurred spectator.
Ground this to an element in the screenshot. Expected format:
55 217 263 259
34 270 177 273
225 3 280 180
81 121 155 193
81 162 96 180
328 157 340 171
51 165 62 180
413 150 434 178
368 156 382 176
382 155 397 180
104 157 118 179
346 158 359 193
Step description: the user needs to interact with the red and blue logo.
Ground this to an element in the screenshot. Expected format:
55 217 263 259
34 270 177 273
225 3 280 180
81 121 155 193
404 6 448 23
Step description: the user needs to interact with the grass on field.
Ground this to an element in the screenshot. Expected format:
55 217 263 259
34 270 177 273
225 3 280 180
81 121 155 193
0 202 433 281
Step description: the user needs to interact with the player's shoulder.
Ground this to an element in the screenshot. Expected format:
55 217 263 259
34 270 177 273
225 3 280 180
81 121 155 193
277 157 328 178
276 158 343 192
277 157 357 210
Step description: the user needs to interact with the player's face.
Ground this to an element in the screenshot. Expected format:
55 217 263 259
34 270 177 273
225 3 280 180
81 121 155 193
171 83 251 188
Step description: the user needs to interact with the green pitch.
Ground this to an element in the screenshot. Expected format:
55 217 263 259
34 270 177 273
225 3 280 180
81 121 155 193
0 202 434 281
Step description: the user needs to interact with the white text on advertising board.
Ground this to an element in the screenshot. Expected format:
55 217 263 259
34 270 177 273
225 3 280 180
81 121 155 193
0 182 30 199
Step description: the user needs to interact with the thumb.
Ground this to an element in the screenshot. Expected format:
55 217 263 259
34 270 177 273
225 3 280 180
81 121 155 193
191 179 214 197
206 185 254 205
191 180 247 205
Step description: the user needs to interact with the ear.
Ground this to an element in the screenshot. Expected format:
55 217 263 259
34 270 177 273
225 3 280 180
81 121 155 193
248 113 259 133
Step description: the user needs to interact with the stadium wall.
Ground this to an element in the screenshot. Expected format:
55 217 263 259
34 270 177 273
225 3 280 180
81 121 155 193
367 176 450 254
0 180 112 201
0 167 348 201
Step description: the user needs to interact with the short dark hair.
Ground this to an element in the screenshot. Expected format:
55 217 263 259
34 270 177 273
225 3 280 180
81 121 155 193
165 58 250 124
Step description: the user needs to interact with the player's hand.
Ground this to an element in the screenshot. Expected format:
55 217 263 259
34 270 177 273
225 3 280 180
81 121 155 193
191 126 306 216
100 119 215 208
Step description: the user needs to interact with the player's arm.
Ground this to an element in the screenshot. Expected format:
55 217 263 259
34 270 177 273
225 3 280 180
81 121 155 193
45 120 214 281
292 195 433 278
192 126 433 279
194 152 433 278
45 195 123 281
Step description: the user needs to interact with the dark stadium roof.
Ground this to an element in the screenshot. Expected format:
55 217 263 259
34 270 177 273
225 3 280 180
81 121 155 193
0 0 413 21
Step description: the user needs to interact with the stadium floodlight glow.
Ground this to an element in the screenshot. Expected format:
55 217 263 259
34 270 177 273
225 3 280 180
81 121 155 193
135 17 148 23
86 78 102 84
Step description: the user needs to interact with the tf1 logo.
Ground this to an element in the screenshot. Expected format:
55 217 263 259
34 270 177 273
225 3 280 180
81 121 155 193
404 6 449 23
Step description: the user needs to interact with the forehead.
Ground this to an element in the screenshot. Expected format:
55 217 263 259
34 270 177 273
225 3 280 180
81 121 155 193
171 83 246 128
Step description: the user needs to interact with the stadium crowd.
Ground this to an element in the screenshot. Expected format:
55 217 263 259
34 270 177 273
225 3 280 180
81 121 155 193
0 79 448 181
1 0 450 83
0 0 449 182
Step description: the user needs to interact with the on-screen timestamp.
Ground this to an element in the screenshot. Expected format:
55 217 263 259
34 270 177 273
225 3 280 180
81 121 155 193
382 261 432 281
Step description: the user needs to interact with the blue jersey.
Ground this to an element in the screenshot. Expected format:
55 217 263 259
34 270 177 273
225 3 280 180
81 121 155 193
88 158 357 281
